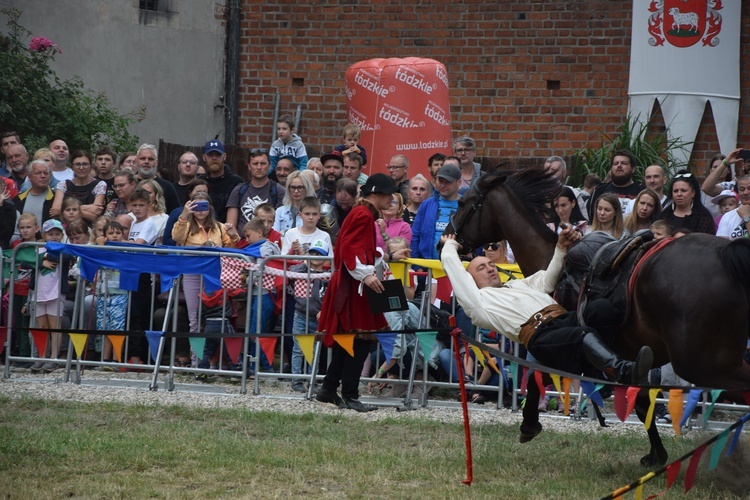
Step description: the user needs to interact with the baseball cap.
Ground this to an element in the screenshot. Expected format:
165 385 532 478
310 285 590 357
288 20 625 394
42 219 64 233
320 150 344 165
436 164 461 182
711 189 739 205
308 240 330 256
361 173 398 196
204 139 225 155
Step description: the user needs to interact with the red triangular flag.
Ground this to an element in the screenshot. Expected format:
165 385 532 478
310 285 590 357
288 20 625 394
0 326 7 355
614 385 628 422
666 460 682 489
223 337 243 365
625 386 641 417
258 337 277 368
30 329 48 359
684 444 707 493
435 276 453 304
520 366 529 395
534 370 546 400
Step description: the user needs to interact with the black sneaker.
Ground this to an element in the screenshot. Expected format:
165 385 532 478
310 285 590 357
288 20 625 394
291 382 306 393
195 373 208 382
343 397 377 413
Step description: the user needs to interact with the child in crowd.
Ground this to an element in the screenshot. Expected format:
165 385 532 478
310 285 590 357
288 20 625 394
253 203 282 247
94 221 128 369
61 197 83 236
281 197 332 256
28 219 71 373
10 213 39 368
288 244 330 392
650 219 672 241
334 123 368 166
711 189 740 229
240 217 280 256
114 213 134 236
90 215 111 245
195 285 241 380
126 188 159 245
269 114 308 172
65 219 90 245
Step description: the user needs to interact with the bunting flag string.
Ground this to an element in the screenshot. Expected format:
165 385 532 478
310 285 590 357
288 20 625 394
333 334 355 356
30 328 48 359
145 330 163 363
223 337 243 365
667 389 684 436
374 333 396 364
259 337 277 367
415 331 437 362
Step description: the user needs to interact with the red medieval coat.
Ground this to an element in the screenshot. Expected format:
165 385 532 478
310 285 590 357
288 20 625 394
318 201 389 345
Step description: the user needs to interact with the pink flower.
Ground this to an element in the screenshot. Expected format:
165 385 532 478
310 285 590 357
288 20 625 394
29 36 60 53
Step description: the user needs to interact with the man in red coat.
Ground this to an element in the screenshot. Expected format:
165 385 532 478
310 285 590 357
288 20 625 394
316 172 397 412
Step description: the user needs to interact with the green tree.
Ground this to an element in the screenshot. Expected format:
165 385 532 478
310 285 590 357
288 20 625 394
0 8 143 153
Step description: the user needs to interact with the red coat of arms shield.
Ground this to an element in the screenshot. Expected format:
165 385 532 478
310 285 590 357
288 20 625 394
647 0 723 48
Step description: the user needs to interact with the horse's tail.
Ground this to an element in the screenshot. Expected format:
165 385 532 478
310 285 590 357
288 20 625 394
719 238 750 302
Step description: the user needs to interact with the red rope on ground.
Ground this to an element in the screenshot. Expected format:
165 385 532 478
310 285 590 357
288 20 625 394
450 320 473 486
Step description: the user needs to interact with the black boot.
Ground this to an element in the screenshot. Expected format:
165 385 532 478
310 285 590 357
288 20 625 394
582 332 653 385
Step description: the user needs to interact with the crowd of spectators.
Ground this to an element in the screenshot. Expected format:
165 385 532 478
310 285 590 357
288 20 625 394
1 123 744 408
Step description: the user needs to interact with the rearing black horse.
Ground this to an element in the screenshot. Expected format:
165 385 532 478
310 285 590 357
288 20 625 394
445 166 750 465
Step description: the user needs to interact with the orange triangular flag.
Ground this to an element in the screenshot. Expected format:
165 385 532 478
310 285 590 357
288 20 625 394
333 334 355 356
108 335 126 363
259 337 277 367
296 335 316 365
69 333 88 359
533 370 546 400
668 389 684 436
562 378 572 416
644 388 660 430
30 329 48 359
625 386 640 417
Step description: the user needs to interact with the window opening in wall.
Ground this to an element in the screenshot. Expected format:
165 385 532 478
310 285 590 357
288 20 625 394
139 0 168 12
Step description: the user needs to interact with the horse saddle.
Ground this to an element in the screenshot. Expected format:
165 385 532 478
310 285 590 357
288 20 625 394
555 229 654 328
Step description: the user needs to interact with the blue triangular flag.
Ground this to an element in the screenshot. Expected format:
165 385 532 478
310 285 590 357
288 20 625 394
680 389 703 428
726 420 746 457
145 330 164 363
375 333 397 363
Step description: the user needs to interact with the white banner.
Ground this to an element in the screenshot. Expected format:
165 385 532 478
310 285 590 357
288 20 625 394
628 0 741 161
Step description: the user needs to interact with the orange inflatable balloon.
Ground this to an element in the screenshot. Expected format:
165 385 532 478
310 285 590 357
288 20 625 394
345 58 453 180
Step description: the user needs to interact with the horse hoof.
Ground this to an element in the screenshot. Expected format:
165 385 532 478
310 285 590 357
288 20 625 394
519 422 543 443
640 450 668 467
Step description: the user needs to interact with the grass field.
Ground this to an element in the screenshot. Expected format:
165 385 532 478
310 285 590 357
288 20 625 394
0 395 747 499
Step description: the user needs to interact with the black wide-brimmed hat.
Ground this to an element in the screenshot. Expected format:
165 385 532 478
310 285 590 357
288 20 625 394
361 173 398 195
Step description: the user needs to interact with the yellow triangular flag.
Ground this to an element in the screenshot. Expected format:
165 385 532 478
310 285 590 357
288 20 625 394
69 333 88 359
469 345 485 366
550 373 562 394
333 334 355 356
668 389 684 436
297 335 316 365
389 261 408 285
108 335 126 363
644 388 660 430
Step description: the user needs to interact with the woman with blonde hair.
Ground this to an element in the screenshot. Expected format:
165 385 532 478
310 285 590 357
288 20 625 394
138 178 168 244
624 189 661 234
273 170 315 234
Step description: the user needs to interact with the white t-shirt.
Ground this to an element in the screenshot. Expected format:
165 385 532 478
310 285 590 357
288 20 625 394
281 227 332 256
52 168 74 182
129 217 159 245
716 207 747 240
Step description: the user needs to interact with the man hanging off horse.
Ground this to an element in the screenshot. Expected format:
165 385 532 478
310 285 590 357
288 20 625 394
439 226 654 443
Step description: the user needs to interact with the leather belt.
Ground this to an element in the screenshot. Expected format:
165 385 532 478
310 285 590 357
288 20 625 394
518 304 567 346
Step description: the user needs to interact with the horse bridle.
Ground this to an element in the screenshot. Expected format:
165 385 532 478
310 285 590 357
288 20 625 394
449 182 487 248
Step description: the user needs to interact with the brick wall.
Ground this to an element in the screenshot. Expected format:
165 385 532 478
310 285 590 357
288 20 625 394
236 1 750 175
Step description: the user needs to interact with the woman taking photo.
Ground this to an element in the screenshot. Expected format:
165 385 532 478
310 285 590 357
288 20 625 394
659 170 715 235
50 150 106 223
624 189 662 234
590 193 628 239
552 186 588 234
273 170 315 235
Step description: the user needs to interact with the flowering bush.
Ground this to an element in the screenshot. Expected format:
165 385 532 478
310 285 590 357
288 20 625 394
28 36 60 53
0 8 141 152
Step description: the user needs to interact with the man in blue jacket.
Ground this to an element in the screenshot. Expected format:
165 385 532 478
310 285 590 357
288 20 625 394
411 163 461 260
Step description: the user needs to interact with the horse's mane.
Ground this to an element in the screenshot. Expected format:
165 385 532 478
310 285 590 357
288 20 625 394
480 166 561 243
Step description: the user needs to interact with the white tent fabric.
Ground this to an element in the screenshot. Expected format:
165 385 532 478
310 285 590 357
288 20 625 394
628 0 741 164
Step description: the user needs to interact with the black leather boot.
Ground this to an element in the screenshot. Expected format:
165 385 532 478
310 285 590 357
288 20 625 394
582 332 653 385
